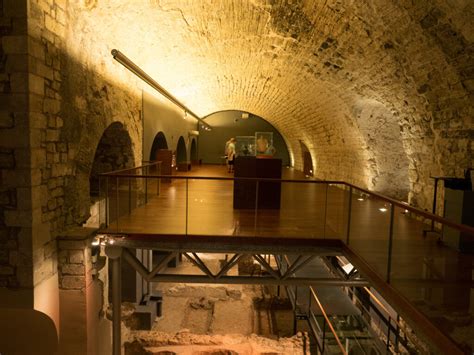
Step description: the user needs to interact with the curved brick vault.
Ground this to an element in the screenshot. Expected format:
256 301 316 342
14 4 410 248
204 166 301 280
68 0 473 207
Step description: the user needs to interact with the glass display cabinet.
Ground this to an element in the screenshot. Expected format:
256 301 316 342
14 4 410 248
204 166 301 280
235 136 256 157
255 132 275 157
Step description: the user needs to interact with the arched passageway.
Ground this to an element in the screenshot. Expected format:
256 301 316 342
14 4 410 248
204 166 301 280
176 136 188 171
149 131 168 161
190 138 198 166
300 141 313 177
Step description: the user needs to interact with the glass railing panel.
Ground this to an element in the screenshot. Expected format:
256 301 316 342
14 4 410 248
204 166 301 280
390 204 473 349
325 183 350 239
275 181 328 239
106 176 133 233
187 178 236 236
347 189 391 281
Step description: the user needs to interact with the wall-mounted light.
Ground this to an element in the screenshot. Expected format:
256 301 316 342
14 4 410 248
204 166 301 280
184 111 188 120
379 207 388 212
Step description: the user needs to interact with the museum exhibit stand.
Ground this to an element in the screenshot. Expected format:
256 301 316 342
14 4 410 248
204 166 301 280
440 170 474 252
233 156 282 209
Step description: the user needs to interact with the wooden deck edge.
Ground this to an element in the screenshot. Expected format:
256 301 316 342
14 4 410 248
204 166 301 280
101 233 344 254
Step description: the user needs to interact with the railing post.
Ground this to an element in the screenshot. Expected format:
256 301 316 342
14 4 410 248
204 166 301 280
322 318 326 353
128 177 131 214
323 183 328 238
105 176 109 227
346 186 353 245
254 180 259 235
185 178 189 235
145 166 148 204
386 203 395 283
116 176 119 231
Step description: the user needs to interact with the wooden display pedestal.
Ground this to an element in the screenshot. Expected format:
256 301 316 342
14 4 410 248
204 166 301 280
233 156 282 209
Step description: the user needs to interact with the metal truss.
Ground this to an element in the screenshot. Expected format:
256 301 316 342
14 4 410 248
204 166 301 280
119 247 368 287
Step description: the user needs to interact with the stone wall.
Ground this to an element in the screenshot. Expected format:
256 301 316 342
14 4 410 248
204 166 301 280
25 0 142 293
0 0 32 296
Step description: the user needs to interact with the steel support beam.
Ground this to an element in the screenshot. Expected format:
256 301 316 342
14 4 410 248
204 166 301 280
253 254 280 279
215 254 242 279
148 274 369 286
105 245 122 355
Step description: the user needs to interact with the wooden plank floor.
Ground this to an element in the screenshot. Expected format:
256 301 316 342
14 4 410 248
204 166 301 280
102 164 474 350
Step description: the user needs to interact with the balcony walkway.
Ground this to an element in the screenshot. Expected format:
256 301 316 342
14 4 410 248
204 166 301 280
100 164 473 354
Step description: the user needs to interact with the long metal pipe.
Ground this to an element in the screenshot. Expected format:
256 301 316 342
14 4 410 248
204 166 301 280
149 274 369 286
111 49 211 129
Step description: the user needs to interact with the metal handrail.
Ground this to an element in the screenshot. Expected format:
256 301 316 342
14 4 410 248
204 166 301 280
99 172 474 236
309 286 348 355
281 255 347 354
346 183 474 235
100 161 162 176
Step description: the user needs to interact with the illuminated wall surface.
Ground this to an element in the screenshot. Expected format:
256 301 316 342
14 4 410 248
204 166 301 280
64 0 472 204
0 1 472 352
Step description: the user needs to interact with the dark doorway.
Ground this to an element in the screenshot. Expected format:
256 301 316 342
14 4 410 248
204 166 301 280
149 131 168 161
299 141 313 176
176 136 188 171
190 138 198 165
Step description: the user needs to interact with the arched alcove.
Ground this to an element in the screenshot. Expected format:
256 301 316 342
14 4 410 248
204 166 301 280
299 141 314 177
176 136 188 171
149 131 168 161
84 122 134 227
190 138 198 165
89 122 134 196
199 110 290 166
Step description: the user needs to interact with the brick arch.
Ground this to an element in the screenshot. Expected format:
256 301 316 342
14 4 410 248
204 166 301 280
70 121 137 226
89 121 135 196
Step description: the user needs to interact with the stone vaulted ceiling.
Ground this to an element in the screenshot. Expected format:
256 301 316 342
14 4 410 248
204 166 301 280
67 0 473 207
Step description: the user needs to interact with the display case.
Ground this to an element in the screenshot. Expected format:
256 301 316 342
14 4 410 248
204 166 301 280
255 132 275 157
235 136 256 157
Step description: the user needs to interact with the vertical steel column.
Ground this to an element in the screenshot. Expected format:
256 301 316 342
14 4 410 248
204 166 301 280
293 285 298 334
254 180 259 234
386 317 392 351
395 315 400 352
386 203 395 283
185 178 189 235
105 246 122 355
346 186 353 245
